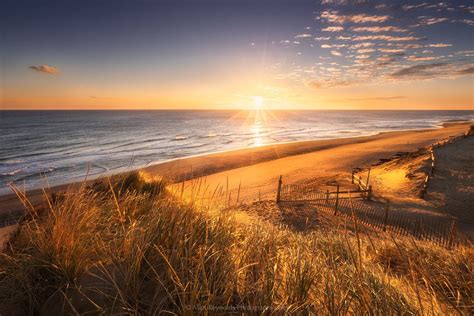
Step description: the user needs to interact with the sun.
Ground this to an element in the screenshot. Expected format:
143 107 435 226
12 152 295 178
253 96 264 109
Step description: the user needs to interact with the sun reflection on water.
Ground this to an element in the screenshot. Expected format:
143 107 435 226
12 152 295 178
251 120 263 147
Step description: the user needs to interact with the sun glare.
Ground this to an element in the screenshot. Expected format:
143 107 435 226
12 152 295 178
253 96 264 109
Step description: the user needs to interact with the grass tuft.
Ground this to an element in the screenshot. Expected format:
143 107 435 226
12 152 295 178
0 175 472 314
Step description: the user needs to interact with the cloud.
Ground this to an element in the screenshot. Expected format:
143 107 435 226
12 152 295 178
28 64 59 74
390 63 448 77
345 95 407 101
352 35 419 42
457 67 474 75
294 33 312 38
406 56 441 61
379 48 405 53
426 43 452 48
417 17 449 26
402 3 429 10
321 10 389 24
314 36 331 41
357 48 375 53
311 79 353 88
351 26 407 33
459 19 474 26
322 44 346 48
331 50 342 56
356 54 371 59
350 42 375 49
322 26 344 32
455 50 474 56
387 43 423 49
336 35 352 40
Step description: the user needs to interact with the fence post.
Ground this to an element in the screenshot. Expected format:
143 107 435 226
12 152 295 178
325 189 329 204
333 185 340 215
383 199 389 231
236 181 241 205
367 185 372 201
358 176 362 188
351 169 355 184
276 175 282 203
448 218 457 249
366 168 371 187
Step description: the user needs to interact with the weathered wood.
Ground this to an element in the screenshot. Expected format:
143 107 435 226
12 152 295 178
383 199 389 231
276 175 282 203
236 181 241 204
334 184 340 215
366 168 371 187
448 218 458 249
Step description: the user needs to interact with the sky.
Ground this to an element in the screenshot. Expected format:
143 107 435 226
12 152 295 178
1 0 473 110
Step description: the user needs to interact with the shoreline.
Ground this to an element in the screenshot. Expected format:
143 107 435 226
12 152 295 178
1 114 472 192
141 120 473 181
0 120 472 217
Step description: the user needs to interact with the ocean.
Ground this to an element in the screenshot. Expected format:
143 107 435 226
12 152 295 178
1 110 473 195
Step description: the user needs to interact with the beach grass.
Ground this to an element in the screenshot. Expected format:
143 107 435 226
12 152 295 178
0 172 472 314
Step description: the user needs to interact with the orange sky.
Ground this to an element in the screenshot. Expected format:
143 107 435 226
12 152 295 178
1 0 473 110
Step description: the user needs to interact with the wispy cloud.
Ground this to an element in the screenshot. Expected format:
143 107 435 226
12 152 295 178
357 48 375 53
379 48 405 53
390 63 448 77
28 64 59 75
345 95 407 101
406 56 442 61
322 26 344 32
416 17 449 26
322 44 347 48
402 3 429 11
351 26 407 33
349 42 374 49
457 67 474 75
351 35 419 42
321 10 390 24
294 33 312 38
311 79 353 89
458 19 474 26
426 43 452 48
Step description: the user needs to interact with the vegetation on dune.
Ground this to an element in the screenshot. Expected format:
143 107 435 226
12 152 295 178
0 172 472 314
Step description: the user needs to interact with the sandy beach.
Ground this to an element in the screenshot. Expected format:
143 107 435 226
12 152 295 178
1 121 472 221
154 122 472 205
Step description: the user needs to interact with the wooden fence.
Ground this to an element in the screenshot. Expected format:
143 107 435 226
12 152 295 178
276 175 468 248
421 131 472 198
278 181 371 204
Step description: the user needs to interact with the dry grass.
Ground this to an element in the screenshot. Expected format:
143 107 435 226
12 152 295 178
0 172 472 314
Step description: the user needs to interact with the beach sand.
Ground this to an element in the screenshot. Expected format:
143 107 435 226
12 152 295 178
158 122 472 205
0 121 472 231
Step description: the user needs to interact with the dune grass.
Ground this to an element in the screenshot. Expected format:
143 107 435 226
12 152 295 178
0 172 472 314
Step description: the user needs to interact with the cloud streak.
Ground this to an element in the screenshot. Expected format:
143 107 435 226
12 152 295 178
351 26 407 33
390 63 448 77
321 10 389 24
351 35 419 42
322 26 344 32
345 96 407 101
28 64 59 74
